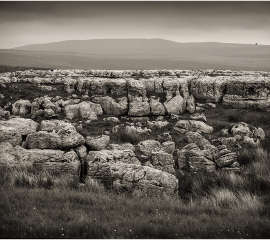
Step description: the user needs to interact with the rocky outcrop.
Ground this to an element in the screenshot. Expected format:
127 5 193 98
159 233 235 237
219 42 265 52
128 98 150 116
25 120 85 149
189 76 228 102
222 77 270 111
190 113 207 122
164 95 185 115
0 118 38 136
86 148 178 196
65 101 102 120
0 142 81 175
0 142 30 168
149 96 166 115
177 143 239 172
92 96 128 116
29 149 81 175
12 100 32 115
175 120 213 134
85 135 110 150
151 151 175 175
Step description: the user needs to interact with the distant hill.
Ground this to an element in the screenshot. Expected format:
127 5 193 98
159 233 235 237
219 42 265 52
0 39 269 71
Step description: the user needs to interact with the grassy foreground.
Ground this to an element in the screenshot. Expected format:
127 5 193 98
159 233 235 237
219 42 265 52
1 146 270 238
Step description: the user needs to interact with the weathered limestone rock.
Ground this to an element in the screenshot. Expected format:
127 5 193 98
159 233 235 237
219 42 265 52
149 96 166 115
128 98 150 116
105 78 127 97
223 77 270 111
161 141 175 154
62 99 80 107
177 143 216 172
0 125 22 146
0 142 31 168
186 95 196 113
28 149 81 176
157 132 172 143
163 78 180 101
43 99 59 113
175 120 213 134
108 143 135 152
12 100 32 115
92 96 128 116
31 101 40 115
65 104 79 120
40 120 76 133
136 140 161 158
86 147 178 196
127 79 147 101
44 109 55 117
77 102 98 121
189 76 227 102
215 145 237 168
164 95 185 115
25 121 85 149
184 131 210 148
0 118 38 136
103 117 120 124
147 120 169 129
190 113 207 122
25 131 61 149
111 163 178 197
151 151 175 175
86 135 110 150
64 101 102 120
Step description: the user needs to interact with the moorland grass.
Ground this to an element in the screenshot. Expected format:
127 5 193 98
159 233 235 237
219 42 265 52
1 146 270 238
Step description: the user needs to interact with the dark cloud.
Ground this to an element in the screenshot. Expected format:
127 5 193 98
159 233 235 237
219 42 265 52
0 1 269 48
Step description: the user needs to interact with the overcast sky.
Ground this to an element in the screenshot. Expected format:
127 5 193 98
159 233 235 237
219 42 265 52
0 1 270 48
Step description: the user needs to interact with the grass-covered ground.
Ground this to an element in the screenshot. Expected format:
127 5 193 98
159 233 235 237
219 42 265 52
1 145 270 238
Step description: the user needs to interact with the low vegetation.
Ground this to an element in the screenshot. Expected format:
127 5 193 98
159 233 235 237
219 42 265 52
1 145 270 238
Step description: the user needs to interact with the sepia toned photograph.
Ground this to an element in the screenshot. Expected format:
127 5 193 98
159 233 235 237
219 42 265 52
0 1 270 238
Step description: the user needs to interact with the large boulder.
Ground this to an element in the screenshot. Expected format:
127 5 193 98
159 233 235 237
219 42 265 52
177 143 238 172
164 95 185 115
189 76 228 102
12 100 32 115
177 143 216 172
223 77 270 111
65 101 102 120
184 131 210 148
127 79 147 101
28 149 81 176
151 151 175 175
175 120 213 134
92 96 128 116
86 148 178 197
163 78 180 101
0 118 38 136
110 163 178 197
86 135 110 150
0 126 22 146
186 95 196 113
0 142 31 168
128 98 150 116
214 145 237 168
149 96 166 115
40 120 76 133
136 140 161 158
190 113 207 122
25 120 85 149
